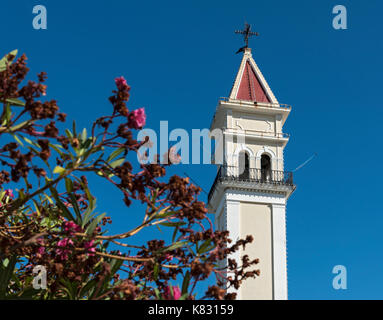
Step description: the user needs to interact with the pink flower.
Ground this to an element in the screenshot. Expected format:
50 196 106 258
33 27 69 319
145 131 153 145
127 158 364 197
4 189 13 198
56 238 74 260
36 237 44 245
115 76 129 91
63 221 82 234
163 285 182 300
84 240 96 256
164 254 173 262
37 247 45 255
55 249 69 260
128 108 146 129
57 238 74 247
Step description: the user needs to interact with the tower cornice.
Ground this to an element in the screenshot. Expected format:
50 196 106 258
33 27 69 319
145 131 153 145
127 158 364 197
215 99 291 125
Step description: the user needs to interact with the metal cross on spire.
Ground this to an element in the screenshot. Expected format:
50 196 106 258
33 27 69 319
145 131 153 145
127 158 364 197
235 22 259 53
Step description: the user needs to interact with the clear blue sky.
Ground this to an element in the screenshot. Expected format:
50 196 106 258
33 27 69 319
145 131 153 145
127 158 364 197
2 0 383 299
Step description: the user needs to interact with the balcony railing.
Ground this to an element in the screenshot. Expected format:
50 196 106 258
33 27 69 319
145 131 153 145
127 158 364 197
219 97 292 110
225 128 290 139
208 165 294 202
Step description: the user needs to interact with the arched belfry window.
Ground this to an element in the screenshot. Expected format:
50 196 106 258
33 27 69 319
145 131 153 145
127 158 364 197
261 154 271 182
239 151 250 179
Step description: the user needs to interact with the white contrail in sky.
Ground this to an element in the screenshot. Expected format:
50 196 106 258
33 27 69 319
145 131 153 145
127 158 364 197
293 153 317 172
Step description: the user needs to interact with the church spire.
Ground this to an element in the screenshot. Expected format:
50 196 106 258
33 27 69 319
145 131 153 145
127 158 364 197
230 25 278 104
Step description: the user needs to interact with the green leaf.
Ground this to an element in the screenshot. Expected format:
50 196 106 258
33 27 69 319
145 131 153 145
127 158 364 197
60 279 77 300
49 185 75 221
65 178 73 193
109 158 125 168
49 143 64 156
9 120 30 132
81 128 87 142
65 129 73 139
154 288 161 300
170 285 174 298
156 211 177 219
153 263 159 281
107 147 125 163
182 271 191 295
69 193 82 224
79 279 98 299
17 286 40 300
1 103 11 125
21 136 40 148
197 239 213 254
185 244 196 257
81 206 96 228
86 213 105 235
22 136 34 146
43 192 54 205
82 138 92 151
11 133 24 147
81 180 95 210
80 184 97 228
161 241 188 252
6 98 25 107
82 144 102 161
0 50 17 72
32 200 42 216
2 258 10 268
172 226 179 243
0 255 17 297
72 120 77 137
18 189 26 201
53 166 65 175
110 258 123 275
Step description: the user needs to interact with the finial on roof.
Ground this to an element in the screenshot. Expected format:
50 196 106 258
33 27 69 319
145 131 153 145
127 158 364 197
235 22 259 54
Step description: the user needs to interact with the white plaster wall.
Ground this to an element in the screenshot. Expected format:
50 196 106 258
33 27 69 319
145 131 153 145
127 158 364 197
240 202 273 300
222 190 288 300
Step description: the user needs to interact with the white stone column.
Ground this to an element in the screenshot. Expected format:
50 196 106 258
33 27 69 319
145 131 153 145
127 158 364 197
271 203 288 300
226 198 241 299
224 131 234 167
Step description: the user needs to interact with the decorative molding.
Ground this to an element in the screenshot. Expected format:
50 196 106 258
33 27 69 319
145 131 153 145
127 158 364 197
233 144 255 158
235 120 244 130
208 181 293 212
225 189 287 205
256 146 276 159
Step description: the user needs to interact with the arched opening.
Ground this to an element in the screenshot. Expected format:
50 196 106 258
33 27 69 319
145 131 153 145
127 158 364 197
238 151 250 179
261 154 271 182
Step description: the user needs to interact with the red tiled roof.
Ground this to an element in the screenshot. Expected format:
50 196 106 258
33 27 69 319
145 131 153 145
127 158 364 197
236 60 270 103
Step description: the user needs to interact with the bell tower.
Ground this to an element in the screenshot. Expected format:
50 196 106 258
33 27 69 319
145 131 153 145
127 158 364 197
208 43 295 300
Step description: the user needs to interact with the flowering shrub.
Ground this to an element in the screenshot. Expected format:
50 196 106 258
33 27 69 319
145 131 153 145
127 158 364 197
0 51 259 300
162 285 182 300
